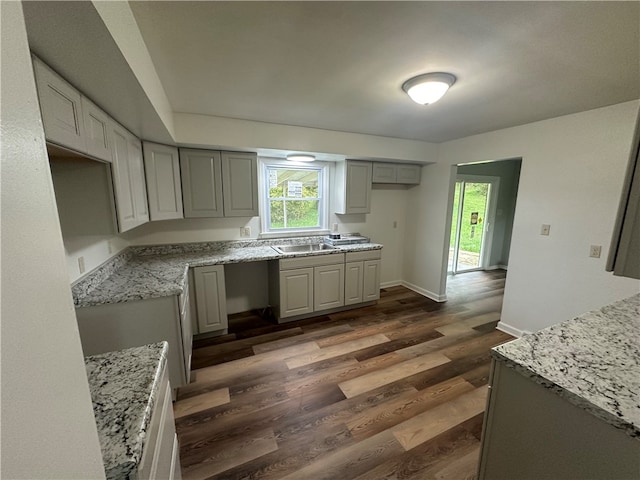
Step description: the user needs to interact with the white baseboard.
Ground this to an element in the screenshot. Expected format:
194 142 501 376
497 321 531 338
401 280 447 302
380 280 403 289
486 264 508 271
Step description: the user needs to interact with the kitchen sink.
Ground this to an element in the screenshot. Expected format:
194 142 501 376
272 244 337 254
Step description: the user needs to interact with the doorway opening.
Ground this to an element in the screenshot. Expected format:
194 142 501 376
449 175 500 273
445 159 522 292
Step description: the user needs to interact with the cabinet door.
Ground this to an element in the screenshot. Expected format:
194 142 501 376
144 142 183 221
109 122 149 232
279 268 314 318
344 261 364 306
179 285 193 379
32 56 86 153
345 161 372 214
314 263 345 311
109 123 136 232
194 265 228 333
221 151 258 217
128 137 150 225
180 149 224 218
372 163 397 183
363 259 381 302
396 164 421 185
81 96 111 162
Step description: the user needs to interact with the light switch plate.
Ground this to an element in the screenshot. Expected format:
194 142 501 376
589 245 602 258
540 224 551 236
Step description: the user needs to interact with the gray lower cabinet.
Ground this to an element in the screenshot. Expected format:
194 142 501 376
478 360 639 479
346 250 382 305
193 265 229 334
137 365 182 480
75 290 192 391
270 250 381 322
279 267 314 317
314 263 345 311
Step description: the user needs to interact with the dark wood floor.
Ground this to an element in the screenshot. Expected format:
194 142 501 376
174 269 511 480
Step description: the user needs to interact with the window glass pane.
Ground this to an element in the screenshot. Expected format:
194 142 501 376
284 200 319 228
264 164 324 232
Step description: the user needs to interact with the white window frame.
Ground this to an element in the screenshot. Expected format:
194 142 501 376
258 158 330 238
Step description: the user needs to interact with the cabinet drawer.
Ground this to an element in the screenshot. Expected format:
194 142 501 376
346 249 381 262
279 252 345 270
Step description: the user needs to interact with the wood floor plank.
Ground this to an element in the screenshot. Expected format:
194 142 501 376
433 445 480 479
285 333 391 369
173 388 230 419
181 428 278 480
392 386 488 450
280 430 404 480
174 271 511 480
338 352 451 398
345 376 476 439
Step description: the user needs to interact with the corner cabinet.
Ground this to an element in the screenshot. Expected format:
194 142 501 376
75 290 193 392
193 265 228 334
33 55 111 163
143 142 183 221
334 160 373 214
109 121 149 232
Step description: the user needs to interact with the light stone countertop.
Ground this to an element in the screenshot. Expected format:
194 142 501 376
85 342 168 480
492 293 640 439
74 239 382 307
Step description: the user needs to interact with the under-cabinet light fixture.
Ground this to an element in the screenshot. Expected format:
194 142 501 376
286 153 315 162
402 72 456 105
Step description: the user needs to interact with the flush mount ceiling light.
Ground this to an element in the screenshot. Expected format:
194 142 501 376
402 72 456 105
286 153 315 162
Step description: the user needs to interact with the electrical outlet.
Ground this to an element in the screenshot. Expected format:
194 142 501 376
240 226 251 237
540 224 551 236
78 256 85 274
589 245 602 258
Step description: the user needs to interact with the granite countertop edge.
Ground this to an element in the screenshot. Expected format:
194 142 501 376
490 293 640 440
490 348 638 438
85 342 169 480
74 241 383 308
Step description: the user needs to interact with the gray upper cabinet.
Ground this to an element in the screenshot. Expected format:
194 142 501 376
334 160 373 214
372 162 421 185
180 149 224 218
32 55 86 153
607 112 640 279
33 55 113 163
143 142 183 221
221 151 259 217
81 96 111 162
109 121 149 232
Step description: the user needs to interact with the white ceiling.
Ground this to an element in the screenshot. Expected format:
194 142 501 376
129 1 640 143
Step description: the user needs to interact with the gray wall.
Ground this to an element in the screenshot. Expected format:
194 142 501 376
457 159 522 267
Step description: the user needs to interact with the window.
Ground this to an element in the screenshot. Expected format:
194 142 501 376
259 159 329 235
